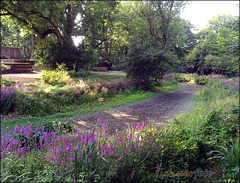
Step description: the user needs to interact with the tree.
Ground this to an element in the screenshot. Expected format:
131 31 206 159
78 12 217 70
1 1 105 70
125 46 175 88
123 1 189 86
138 0 188 50
186 15 239 75
1 0 81 46
80 1 119 69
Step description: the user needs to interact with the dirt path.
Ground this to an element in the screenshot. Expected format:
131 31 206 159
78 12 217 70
1 81 204 138
69 82 204 134
2 71 122 84
2 71 43 84
90 71 123 76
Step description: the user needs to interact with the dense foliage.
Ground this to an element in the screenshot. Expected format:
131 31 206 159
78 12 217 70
186 15 239 76
1 1 239 182
1 1 238 79
1 75 239 182
125 47 174 88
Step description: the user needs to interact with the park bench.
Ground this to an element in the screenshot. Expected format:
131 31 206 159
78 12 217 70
1 47 35 73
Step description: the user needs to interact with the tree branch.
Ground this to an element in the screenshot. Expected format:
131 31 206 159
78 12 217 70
140 9 164 45
92 38 107 49
2 8 60 41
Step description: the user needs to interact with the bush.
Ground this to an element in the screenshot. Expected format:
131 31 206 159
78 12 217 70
1 76 133 116
0 86 16 115
194 75 210 85
124 47 174 88
41 64 72 85
1 64 10 73
68 70 90 78
1 78 15 87
208 138 239 182
171 73 198 82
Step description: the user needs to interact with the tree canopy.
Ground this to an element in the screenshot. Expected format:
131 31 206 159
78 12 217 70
186 15 239 75
1 1 239 78
1 0 82 45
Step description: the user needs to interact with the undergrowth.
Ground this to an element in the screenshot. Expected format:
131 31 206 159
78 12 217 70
1 75 239 182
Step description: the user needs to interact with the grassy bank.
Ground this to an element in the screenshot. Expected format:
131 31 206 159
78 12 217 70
2 83 179 130
1 74 238 183
2 90 156 130
1 70 179 130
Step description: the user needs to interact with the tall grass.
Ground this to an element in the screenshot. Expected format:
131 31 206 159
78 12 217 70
1 76 239 182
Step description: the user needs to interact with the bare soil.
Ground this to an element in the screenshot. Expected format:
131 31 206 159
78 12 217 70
69 82 204 134
2 71 42 84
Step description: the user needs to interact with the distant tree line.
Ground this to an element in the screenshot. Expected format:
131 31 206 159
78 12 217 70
1 1 238 81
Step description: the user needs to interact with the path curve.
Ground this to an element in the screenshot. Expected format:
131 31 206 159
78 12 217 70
1 82 204 138
70 82 204 134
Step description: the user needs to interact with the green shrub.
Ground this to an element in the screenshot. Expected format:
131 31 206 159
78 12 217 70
41 64 72 85
1 86 16 115
1 78 16 87
171 73 198 83
16 97 54 116
68 70 90 78
1 64 10 73
208 138 239 182
124 47 174 88
35 36 97 70
194 75 210 85
195 87 215 102
43 121 73 133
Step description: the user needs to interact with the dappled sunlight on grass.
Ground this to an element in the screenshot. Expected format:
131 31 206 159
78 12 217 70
154 84 180 93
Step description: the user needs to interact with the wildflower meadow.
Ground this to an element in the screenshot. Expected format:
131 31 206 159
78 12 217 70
1 73 239 182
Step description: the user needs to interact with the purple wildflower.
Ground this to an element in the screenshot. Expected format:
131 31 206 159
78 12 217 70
130 170 136 179
15 126 18 134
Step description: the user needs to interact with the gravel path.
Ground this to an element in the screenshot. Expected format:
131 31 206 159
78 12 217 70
1 82 204 138
69 82 204 134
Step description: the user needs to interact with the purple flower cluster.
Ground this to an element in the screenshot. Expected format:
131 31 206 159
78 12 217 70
69 78 131 95
221 77 240 92
1 84 38 99
1 84 39 114
1 86 17 102
97 78 131 91
1 121 168 176
95 84 100 90
164 73 171 80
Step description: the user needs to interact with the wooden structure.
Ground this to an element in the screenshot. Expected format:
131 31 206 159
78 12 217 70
1 47 35 73
92 67 108 72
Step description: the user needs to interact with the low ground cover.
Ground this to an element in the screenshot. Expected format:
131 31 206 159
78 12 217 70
1 69 132 117
1 68 179 117
1 91 156 130
1 74 239 182
1 70 177 129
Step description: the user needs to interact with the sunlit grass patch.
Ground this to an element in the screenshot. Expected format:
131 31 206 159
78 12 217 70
87 72 127 81
154 84 180 93
89 71 110 75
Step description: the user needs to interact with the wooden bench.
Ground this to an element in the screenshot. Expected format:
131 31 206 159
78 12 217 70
1 59 35 73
